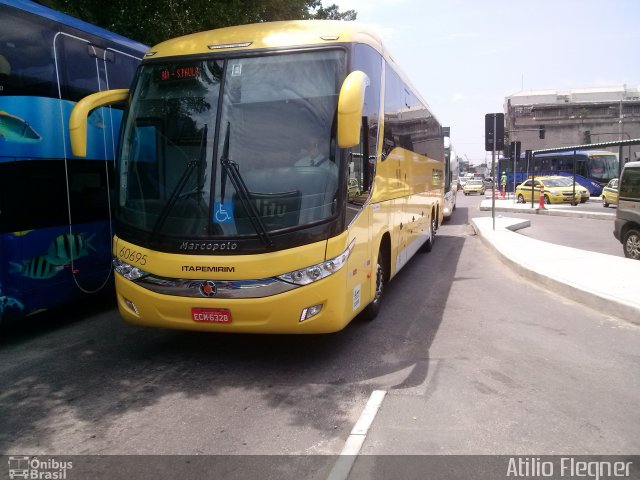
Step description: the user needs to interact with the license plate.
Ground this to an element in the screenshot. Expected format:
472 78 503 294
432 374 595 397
191 308 231 323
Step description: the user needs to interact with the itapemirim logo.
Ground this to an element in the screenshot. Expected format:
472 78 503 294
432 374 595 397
8 456 73 479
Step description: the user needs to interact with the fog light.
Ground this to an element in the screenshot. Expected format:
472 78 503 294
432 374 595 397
300 304 322 322
124 298 139 315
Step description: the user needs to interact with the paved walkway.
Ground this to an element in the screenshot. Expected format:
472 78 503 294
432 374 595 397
479 196 615 220
471 215 640 325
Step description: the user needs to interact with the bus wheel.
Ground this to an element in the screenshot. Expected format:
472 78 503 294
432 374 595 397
420 215 435 253
517 194 525 204
363 251 386 320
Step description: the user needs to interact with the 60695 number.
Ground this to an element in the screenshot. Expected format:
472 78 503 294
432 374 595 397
118 247 148 265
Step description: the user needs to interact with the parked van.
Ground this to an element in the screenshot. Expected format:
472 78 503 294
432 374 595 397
613 161 640 259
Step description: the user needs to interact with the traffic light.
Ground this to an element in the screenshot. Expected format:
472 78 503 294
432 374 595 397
539 125 545 139
583 130 591 144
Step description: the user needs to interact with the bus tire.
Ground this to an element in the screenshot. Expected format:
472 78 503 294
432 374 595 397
420 213 436 253
362 248 387 321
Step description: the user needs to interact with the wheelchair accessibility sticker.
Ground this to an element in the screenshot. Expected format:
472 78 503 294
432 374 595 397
213 201 234 224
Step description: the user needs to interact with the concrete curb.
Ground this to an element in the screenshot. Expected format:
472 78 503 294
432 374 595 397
471 216 640 326
479 199 615 220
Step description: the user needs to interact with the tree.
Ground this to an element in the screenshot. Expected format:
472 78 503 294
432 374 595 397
38 0 356 46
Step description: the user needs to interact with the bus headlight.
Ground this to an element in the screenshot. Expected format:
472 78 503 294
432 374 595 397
113 257 149 281
278 240 355 286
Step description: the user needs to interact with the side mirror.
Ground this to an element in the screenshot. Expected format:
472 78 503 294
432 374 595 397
337 71 369 148
69 89 129 157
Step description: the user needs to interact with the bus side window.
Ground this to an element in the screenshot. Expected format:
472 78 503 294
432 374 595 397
351 43 382 199
383 67 402 161
68 160 111 224
57 34 100 101
0 161 68 233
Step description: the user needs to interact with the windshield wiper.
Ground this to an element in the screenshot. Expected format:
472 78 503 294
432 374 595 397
219 122 273 248
148 124 208 244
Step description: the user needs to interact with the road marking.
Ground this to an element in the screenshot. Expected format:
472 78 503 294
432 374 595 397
327 389 386 480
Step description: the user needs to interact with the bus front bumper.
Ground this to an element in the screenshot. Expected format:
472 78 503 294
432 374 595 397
114 272 352 334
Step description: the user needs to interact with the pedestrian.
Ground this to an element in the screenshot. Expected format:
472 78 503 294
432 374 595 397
500 171 507 199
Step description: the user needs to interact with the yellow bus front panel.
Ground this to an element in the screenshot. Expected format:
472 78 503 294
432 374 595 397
116 266 354 334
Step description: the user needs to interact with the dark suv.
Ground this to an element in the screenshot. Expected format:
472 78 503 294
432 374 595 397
613 161 640 259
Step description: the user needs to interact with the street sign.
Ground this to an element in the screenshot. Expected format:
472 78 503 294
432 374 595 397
485 113 504 151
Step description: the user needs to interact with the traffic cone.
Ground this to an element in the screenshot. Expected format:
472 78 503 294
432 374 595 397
538 186 546 209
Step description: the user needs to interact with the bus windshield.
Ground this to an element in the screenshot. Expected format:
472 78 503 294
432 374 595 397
589 154 618 181
117 49 346 241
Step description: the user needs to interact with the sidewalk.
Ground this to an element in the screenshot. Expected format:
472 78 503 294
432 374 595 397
479 195 615 220
471 215 640 325
475 192 640 325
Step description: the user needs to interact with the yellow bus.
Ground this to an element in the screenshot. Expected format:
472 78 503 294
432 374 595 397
69 20 445 333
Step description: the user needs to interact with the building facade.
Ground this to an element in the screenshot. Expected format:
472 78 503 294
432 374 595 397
504 85 640 164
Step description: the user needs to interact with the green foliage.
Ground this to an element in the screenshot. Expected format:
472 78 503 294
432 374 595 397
39 0 356 46
576 108 591 119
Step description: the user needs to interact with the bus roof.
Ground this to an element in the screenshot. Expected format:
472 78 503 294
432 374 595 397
144 20 436 124
1 0 148 53
147 20 384 59
501 149 618 161
535 150 617 158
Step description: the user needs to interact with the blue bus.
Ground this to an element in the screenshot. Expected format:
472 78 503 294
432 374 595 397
0 0 147 324
499 149 619 198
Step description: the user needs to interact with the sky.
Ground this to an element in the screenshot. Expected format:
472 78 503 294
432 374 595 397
334 0 640 164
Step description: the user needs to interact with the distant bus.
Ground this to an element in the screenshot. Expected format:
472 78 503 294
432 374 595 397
499 149 619 197
443 136 458 219
0 0 147 324
70 20 446 334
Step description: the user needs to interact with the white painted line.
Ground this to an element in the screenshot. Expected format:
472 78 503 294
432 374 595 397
350 389 386 435
326 389 387 480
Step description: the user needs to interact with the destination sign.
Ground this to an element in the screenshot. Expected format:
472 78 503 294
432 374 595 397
158 65 201 82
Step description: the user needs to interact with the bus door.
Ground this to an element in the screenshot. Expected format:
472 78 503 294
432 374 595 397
50 32 123 293
346 127 374 313
575 156 588 179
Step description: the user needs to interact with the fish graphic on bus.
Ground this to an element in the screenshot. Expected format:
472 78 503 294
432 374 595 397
46 232 96 265
0 110 42 143
0 294 25 316
8 232 96 280
11 230 34 237
9 255 65 279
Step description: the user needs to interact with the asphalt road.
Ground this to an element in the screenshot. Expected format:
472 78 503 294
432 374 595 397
1 192 638 479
